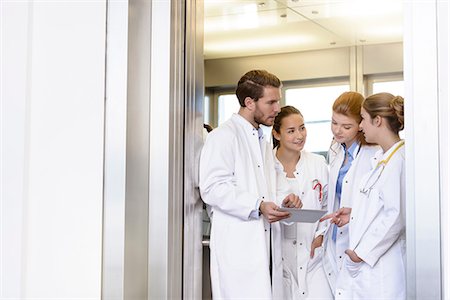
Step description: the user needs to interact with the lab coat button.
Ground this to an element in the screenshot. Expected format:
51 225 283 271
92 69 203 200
257 165 260 168
340 231 343 234
293 240 296 245
300 266 303 270
328 273 331 276
300 243 303 246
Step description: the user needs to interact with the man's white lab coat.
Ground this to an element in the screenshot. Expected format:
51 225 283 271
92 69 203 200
199 114 283 300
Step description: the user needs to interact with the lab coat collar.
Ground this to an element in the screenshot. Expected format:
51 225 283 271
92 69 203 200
371 139 404 168
273 148 305 176
232 113 266 142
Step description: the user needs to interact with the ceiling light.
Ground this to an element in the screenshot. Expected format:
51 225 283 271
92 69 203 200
205 34 315 53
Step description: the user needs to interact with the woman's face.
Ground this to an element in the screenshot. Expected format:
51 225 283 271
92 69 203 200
331 112 360 147
274 113 307 152
359 107 377 143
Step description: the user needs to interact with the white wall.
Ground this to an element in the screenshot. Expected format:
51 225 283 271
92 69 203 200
1 1 106 299
404 0 448 298
437 1 450 297
204 42 403 87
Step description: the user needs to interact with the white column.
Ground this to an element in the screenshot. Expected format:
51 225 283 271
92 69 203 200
102 0 129 299
148 0 172 297
437 1 450 298
1 2 30 297
404 0 444 299
1 1 106 298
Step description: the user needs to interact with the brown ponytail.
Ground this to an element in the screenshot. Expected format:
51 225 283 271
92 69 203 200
363 93 404 134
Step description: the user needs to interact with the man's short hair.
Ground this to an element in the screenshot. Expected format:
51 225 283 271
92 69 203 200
235 70 282 107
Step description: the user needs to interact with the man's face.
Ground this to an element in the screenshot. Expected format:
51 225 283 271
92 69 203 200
253 86 281 126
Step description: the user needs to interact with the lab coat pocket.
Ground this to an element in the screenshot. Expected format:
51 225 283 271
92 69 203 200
307 246 323 272
344 255 363 278
282 264 298 300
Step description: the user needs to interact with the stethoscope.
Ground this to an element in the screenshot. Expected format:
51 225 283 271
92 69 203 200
359 140 405 196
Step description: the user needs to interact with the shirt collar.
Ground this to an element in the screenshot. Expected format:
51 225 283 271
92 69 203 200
341 141 359 160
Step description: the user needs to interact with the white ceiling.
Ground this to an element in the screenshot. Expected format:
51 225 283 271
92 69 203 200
204 0 403 59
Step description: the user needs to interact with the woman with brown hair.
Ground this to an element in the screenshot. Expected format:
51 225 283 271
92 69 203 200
273 105 332 299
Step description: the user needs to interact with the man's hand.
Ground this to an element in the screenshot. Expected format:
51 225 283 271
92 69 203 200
310 235 323 258
259 201 290 223
345 249 363 263
282 193 302 208
319 207 352 227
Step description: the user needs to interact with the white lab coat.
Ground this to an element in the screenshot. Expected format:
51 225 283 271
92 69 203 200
199 114 284 300
321 142 380 294
335 140 406 299
274 151 332 300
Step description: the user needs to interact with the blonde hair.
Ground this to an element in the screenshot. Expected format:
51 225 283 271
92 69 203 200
363 92 404 134
332 91 367 145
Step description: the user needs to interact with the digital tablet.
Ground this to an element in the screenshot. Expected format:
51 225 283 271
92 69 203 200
278 208 327 223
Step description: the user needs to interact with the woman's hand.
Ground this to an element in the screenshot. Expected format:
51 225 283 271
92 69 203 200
310 235 323 258
282 193 303 208
319 207 352 227
345 249 363 263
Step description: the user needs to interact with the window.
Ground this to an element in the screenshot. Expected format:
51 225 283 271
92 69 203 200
366 73 404 96
204 95 210 124
285 84 350 154
218 94 240 125
367 75 405 139
218 93 273 139
372 80 404 96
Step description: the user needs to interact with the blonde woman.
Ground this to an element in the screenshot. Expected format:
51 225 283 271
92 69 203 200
319 92 380 294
